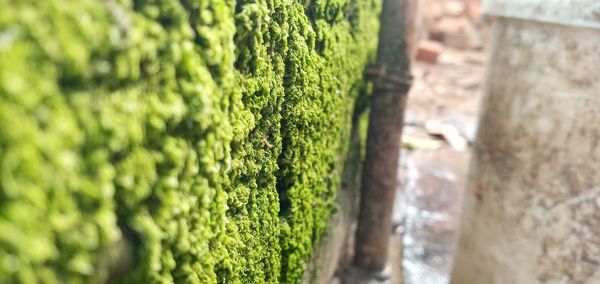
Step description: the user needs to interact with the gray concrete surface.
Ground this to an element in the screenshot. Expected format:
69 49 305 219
451 12 600 284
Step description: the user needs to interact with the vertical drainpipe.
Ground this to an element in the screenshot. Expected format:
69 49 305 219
451 1 600 283
353 0 412 277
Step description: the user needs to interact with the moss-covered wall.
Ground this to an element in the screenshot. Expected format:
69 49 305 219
0 0 379 283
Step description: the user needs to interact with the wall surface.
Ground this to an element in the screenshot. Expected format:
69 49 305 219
301 106 366 284
0 0 380 283
451 17 600 284
482 0 600 29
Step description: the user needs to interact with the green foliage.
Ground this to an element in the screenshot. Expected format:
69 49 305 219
0 0 379 283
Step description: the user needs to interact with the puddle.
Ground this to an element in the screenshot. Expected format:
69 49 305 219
396 148 469 284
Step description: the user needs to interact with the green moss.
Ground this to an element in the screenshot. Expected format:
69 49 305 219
0 0 380 283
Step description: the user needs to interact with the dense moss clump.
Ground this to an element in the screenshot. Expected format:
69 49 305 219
0 0 379 283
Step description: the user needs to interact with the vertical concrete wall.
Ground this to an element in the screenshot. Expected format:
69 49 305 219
451 6 600 284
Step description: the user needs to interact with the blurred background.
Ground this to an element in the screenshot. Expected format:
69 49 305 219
394 0 488 283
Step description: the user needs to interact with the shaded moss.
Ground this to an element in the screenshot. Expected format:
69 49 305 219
0 0 380 283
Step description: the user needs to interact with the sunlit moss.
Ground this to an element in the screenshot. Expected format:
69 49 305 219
0 0 379 283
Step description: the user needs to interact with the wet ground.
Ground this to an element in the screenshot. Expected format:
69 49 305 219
397 148 468 284
394 46 485 284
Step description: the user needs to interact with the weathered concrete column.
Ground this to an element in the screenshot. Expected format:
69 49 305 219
451 1 600 283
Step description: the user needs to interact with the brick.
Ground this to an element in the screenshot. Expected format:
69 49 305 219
416 40 443 64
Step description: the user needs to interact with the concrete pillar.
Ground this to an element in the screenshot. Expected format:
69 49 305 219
451 1 600 283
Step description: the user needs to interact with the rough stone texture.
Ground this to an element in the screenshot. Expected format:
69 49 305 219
451 18 600 284
482 0 600 29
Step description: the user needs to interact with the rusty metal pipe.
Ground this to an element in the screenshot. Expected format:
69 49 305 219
353 0 412 273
